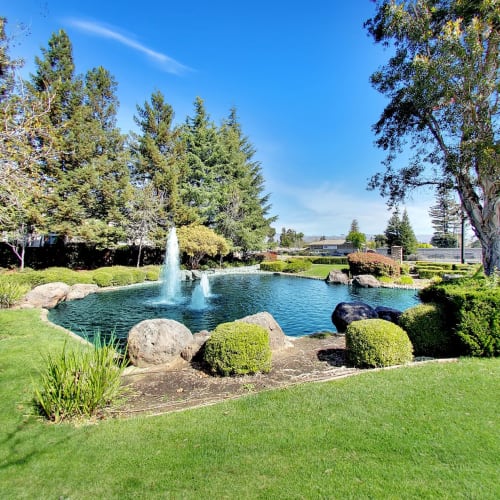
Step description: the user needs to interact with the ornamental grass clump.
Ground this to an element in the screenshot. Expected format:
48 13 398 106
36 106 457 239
204 322 272 376
0 276 30 308
34 334 126 423
346 319 413 368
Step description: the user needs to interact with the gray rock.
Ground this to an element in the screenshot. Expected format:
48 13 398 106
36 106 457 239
375 306 402 324
237 311 293 352
191 270 203 280
352 274 381 288
331 301 378 333
127 319 193 367
325 270 349 285
21 282 71 309
180 270 193 281
66 284 99 301
181 330 211 362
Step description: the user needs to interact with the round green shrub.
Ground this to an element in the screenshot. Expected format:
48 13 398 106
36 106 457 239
260 261 285 272
204 322 272 376
346 319 413 368
283 258 312 273
399 303 456 357
92 270 113 287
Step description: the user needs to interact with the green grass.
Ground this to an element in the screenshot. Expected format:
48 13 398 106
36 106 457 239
1 309 499 498
298 263 348 278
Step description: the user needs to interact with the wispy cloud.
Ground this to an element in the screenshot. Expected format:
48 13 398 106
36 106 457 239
67 19 191 75
268 180 434 239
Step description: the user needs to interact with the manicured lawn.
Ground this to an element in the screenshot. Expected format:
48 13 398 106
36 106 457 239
299 263 347 279
1 309 499 498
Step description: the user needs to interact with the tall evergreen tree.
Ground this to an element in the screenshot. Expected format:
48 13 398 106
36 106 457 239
180 97 223 225
429 189 461 248
215 107 276 251
399 209 418 256
384 209 402 248
132 90 191 228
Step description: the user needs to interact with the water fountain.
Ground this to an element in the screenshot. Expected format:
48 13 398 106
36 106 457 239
189 273 211 310
160 227 181 303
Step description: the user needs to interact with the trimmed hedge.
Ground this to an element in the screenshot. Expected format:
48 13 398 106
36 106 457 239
204 322 272 376
399 303 461 357
283 258 312 273
260 261 285 272
310 256 349 265
419 278 500 357
347 252 401 277
346 319 413 368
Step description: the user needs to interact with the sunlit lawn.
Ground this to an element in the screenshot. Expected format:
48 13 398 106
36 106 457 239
1 308 499 499
299 263 348 279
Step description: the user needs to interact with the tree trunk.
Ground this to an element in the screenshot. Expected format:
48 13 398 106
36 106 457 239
481 231 500 276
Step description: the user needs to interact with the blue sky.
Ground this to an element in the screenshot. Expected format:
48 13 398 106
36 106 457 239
4 0 438 239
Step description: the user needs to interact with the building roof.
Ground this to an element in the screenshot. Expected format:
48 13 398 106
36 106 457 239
307 239 346 246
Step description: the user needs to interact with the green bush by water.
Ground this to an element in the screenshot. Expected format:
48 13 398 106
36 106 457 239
33 335 127 422
399 303 459 357
346 319 413 368
419 276 500 357
0 276 30 308
204 322 272 376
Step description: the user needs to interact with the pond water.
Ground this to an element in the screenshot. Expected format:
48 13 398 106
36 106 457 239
48 273 420 344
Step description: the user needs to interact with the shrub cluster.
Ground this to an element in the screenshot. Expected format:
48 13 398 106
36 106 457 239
310 256 349 265
347 252 401 277
282 258 312 273
414 262 478 279
203 322 272 376
260 260 285 272
399 303 459 357
346 319 413 368
419 277 500 357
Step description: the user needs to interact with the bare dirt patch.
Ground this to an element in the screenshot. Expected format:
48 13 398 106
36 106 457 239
116 334 359 417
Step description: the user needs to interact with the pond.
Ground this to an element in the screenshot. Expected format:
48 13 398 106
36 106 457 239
48 273 420 344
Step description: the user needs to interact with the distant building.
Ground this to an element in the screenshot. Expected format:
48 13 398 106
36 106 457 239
305 239 355 256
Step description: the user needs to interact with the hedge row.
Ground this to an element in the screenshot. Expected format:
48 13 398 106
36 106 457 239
260 258 312 273
419 277 500 357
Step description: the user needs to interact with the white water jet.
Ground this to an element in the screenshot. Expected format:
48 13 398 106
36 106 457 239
189 273 211 310
160 227 181 303
200 273 211 297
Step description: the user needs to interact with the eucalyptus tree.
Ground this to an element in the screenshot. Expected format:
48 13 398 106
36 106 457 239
0 18 55 268
366 0 500 274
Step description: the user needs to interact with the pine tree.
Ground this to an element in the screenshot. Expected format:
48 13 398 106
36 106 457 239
429 189 461 248
215 107 276 251
399 210 418 256
384 209 402 248
345 219 366 250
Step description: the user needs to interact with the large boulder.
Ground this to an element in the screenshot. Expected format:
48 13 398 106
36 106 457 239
181 330 211 362
331 301 378 333
325 270 349 285
352 275 381 288
21 282 71 309
236 311 292 352
127 319 193 367
375 306 402 325
66 284 99 301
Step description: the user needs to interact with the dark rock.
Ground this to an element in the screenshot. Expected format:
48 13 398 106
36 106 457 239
331 301 378 333
375 306 402 325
